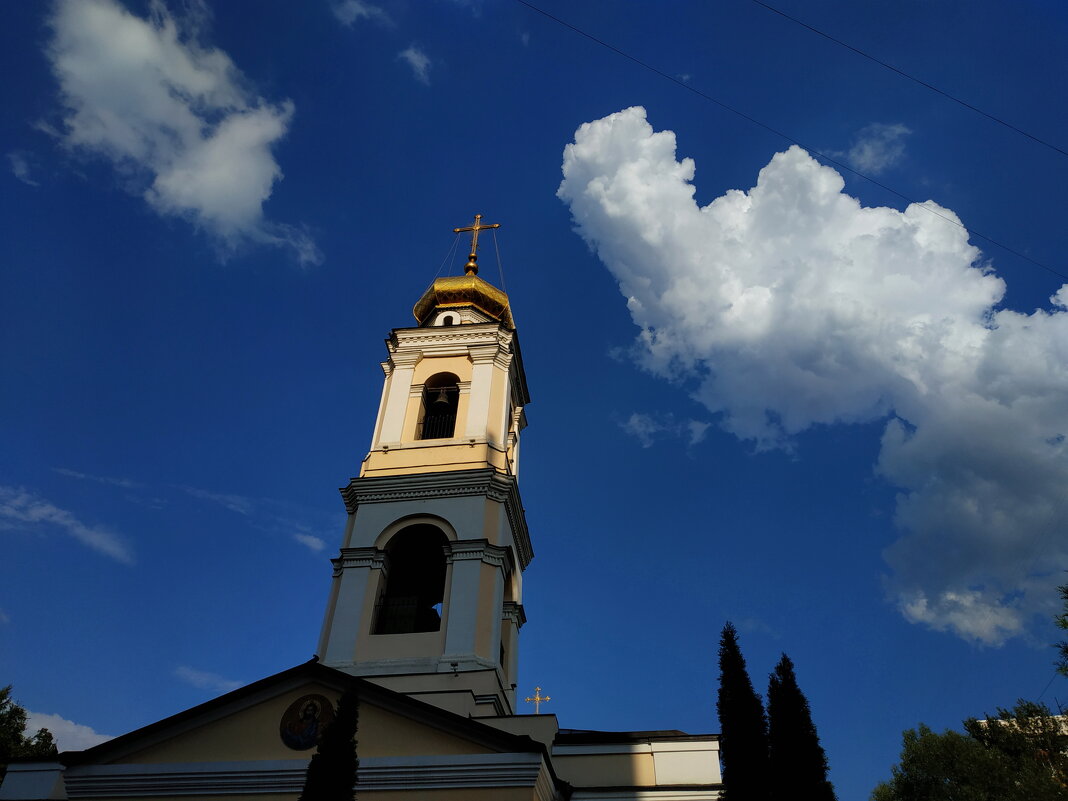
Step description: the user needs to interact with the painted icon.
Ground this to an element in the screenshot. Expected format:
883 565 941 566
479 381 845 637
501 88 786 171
279 693 335 750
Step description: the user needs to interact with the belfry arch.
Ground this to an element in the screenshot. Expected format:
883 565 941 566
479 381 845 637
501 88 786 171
418 372 460 440
373 524 449 635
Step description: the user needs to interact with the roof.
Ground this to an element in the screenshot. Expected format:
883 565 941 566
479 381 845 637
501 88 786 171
412 274 514 329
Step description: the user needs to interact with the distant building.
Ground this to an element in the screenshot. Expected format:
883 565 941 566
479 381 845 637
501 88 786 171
1 220 721 800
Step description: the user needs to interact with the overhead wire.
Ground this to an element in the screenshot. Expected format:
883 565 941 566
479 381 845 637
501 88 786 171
513 0 1068 282
491 229 508 292
748 0 1068 160
433 233 461 281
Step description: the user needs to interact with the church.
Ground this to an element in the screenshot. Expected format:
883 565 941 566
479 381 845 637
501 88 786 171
1 218 722 800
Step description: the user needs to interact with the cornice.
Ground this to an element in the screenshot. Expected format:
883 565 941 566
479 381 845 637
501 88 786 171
502 601 527 628
62 754 554 796
340 469 533 569
447 539 513 571
331 547 388 577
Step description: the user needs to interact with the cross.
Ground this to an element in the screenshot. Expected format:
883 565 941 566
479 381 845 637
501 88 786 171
524 686 551 714
453 213 501 276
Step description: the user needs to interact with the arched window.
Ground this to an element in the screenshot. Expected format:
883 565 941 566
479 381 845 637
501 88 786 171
419 373 459 440
373 525 448 635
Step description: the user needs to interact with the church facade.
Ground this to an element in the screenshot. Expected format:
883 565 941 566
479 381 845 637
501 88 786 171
1 219 721 800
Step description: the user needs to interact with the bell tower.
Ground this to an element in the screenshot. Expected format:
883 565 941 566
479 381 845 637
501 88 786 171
317 216 532 718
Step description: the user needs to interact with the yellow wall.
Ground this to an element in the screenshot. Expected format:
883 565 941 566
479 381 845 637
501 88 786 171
553 752 656 787
361 442 509 477
411 356 471 386
119 684 501 765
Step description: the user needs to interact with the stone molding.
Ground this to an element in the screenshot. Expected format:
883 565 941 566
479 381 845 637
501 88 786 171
570 791 720 801
446 539 512 571
62 754 560 797
389 326 515 362
330 547 388 577
502 601 527 628
340 469 533 569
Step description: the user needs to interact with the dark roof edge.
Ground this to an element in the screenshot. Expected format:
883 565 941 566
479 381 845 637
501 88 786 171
555 729 719 745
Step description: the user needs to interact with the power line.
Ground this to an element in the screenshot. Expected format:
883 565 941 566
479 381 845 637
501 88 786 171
748 0 1068 159
513 0 1067 282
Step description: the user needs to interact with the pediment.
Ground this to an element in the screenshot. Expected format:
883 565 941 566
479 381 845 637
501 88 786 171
65 662 536 767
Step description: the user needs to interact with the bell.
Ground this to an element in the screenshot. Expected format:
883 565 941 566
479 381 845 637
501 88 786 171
432 387 450 405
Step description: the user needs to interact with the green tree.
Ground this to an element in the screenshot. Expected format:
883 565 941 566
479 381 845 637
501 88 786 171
767 654 836 801
871 700 1068 801
0 686 57 780
298 688 359 801
717 622 770 801
1055 581 1068 678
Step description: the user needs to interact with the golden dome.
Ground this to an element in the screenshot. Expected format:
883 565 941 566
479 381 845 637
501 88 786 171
413 273 514 329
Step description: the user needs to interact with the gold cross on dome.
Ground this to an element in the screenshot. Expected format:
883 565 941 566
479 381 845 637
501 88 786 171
453 213 501 276
524 686 551 714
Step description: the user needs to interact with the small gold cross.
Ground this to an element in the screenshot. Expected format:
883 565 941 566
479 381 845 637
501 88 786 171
453 213 501 276
524 686 551 714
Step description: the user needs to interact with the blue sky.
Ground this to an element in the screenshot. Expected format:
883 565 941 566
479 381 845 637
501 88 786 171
2 1 1067 798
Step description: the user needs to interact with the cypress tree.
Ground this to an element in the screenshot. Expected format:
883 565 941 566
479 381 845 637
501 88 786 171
298 688 359 801
717 622 770 801
767 654 836 801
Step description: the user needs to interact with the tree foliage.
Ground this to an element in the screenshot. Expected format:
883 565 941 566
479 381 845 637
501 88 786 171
0 686 57 780
717 622 770 801
871 700 1068 801
298 688 359 801
1056 581 1068 678
767 654 836 801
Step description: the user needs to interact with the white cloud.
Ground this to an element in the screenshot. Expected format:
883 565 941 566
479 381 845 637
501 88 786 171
7 152 39 186
0 485 134 564
174 665 243 694
398 45 431 85
620 412 709 448
0 609 9 624
54 467 141 489
558 106 1068 645
842 122 911 175
45 0 319 264
179 485 254 515
25 712 113 751
332 0 391 26
294 532 326 552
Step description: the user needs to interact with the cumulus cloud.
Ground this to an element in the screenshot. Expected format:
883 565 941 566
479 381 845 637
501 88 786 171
620 412 709 448
174 665 243 694
842 122 911 175
332 0 391 26
25 712 113 751
8 152 39 186
398 45 431 85
0 485 134 564
558 106 1068 645
45 0 319 263
294 532 326 552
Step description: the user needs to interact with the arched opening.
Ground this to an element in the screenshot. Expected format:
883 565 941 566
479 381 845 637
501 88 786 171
419 372 459 440
373 525 448 634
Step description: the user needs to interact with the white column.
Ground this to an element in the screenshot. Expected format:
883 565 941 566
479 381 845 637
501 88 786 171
321 548 386 666
463 347 498 440
442 546 483 659
378 354 418 444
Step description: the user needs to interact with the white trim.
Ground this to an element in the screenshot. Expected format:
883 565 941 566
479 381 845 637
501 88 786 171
63 754 553 797
571 791 719 801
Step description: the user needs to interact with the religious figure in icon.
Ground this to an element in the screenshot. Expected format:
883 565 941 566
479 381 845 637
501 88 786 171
279 694 334 750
